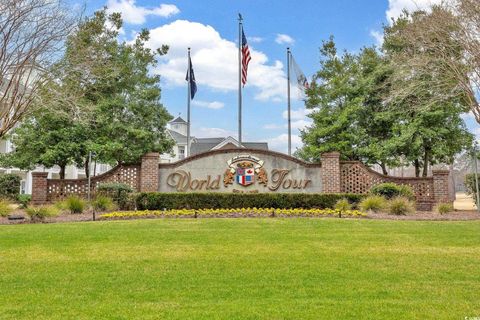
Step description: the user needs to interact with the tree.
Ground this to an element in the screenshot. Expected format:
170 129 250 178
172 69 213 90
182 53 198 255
0 0 77 138
2 10 174 178
1 105 87 179
383 10 473 176
298 35 473 176
385 3 480 122
297 38 364 163
297 38 398 173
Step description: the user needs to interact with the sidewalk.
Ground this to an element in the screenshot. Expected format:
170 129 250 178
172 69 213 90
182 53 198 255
454 192 476 211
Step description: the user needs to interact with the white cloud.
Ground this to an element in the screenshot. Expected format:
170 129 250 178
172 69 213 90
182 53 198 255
146 20 286 102
267 133 302 153
386 0 442 23
275 34 295 45
370 30 384 46
263 123 282 130
281 108 310 120
192 127 236 138
248 36 263 43
106 0 179 25
263 119 311 130
291 119 312 130
191 100 224 109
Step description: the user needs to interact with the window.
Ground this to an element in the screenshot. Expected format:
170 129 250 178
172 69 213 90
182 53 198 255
20 180 26 194
178 146 185 159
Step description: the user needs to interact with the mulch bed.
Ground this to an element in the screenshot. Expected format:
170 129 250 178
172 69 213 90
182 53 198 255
2 209 480 225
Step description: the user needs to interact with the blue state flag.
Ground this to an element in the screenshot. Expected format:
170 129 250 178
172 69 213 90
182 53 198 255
186 56 197 99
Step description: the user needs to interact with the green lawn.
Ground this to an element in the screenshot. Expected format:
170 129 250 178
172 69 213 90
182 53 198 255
1 218 480 319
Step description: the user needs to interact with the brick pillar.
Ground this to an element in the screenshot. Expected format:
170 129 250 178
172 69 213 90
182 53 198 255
31 172 48 205
432 170 451 205
140 152 159 192
321 152 341 193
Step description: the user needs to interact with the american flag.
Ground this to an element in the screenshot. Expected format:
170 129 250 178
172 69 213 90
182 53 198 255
241 28 251 86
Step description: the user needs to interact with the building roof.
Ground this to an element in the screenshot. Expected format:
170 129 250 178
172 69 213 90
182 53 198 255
170 116 187 124
242 142 269 150
168 129 187 144
190 136 268 156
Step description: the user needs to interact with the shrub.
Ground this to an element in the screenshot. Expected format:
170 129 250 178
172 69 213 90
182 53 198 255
370 183 414 200
135 192 365 211
64 196 86 214
0 174 21 200
434 203 454 215
465 173 480 206
97 183 133 209
16 194 31 209
25 205 60 222
359 195 387 213
334 198 352 212
0 198 13 217
92 195 116 212
388 197 415 215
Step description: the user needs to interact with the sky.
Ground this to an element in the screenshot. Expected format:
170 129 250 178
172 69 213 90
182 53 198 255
76 0 477 153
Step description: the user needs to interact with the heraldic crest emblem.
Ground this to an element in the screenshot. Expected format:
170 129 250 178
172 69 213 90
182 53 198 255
223 155 268 187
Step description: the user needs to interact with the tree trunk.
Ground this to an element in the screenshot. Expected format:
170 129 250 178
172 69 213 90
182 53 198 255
85 157 90 179
422 148 430 177
414 159 420 177
380 163 388 175
59 165 66 180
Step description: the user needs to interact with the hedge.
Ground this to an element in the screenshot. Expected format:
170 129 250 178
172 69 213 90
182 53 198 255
465 173 479 205
135 192 365 210
0 174 21 200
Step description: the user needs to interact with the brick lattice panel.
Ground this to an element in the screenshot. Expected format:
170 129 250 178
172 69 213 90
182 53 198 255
47 165 140 201
340 162 433 204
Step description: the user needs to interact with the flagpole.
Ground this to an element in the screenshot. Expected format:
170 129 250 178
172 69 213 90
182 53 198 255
287 47 291 156
187 47 191 157
238 13 243 146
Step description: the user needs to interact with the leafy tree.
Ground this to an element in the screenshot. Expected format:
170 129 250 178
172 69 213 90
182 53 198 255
297 38 364 163
383 10 473 176
1 10 174 178
1 105 87 179
297 38 398 173
298 34 473 176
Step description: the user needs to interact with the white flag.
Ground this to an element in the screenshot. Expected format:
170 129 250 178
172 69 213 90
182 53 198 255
290 54 309 99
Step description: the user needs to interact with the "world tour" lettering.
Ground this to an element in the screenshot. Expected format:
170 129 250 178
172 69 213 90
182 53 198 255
167 170 221 191
166 169 311 192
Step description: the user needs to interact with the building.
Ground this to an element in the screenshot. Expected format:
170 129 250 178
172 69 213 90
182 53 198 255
0 138 111 194
161 116 269 163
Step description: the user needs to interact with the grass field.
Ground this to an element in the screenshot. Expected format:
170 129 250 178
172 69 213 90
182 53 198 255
1 218 480 319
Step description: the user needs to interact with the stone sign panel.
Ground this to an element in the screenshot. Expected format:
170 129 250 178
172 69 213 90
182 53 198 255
158 149 322 193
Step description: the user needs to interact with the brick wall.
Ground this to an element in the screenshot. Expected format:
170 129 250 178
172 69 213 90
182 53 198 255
433 170 450 204
338 161 451 211
140 152 159 192
321 152 341 193
31 150 451 211
31 172 48 205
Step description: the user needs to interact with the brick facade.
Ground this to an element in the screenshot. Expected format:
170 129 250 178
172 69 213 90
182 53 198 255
321 152 341 193
31 172 48 205
140 152 160 192
30 150 452 211
432 170 450 204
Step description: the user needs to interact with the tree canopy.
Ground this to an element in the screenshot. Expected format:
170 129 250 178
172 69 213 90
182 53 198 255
298 18 473 176
1 10 173 178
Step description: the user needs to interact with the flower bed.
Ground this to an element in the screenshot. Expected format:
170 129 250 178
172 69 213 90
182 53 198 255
100 208 366 220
